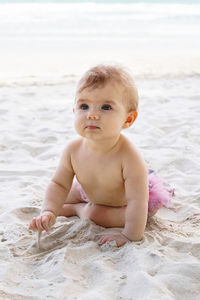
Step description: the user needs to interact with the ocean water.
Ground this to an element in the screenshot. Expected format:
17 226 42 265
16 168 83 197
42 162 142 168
0 0 200 80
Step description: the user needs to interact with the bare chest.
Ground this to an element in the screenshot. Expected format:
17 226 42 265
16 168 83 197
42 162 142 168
72 152 123 189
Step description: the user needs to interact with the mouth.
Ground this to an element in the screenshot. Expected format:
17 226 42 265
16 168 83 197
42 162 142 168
85 125 100 130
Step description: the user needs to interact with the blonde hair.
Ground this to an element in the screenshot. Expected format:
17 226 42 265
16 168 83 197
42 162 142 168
76 64 139 111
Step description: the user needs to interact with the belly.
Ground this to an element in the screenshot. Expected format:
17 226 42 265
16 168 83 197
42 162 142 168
79 184 127 207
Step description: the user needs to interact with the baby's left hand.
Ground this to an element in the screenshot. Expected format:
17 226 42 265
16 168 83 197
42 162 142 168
99 233 130 247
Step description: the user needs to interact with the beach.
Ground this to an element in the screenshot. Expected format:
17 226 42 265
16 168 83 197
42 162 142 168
0 1 200 299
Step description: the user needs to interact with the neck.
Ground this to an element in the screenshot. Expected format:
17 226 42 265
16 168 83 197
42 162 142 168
84 134 122 153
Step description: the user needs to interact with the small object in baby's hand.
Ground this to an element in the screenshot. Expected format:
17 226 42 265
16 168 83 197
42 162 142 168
37 231 42 249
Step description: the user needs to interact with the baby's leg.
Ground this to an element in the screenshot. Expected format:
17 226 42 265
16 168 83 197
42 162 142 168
58 181 87 217
59 182 155 225
64 181 85 204
59 182 126 226
74 203 126 227
74 203 155 227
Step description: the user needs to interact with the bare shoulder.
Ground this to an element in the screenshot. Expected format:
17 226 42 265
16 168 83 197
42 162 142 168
63 137 83 154
60 137 83 171
120 134 143 159
120 135 147 177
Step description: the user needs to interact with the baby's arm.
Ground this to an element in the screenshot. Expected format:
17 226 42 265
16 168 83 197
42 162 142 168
99 145 148 247
121 147 148 241
29 144 74 232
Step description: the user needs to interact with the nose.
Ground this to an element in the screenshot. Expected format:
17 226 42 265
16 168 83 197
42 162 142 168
87 110 99 120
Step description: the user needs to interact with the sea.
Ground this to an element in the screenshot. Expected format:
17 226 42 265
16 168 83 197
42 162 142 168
0 0 200 81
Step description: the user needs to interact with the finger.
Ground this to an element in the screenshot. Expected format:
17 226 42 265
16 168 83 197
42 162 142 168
103 236 123 247
99 235 112 245
36 217 46 232
42 215 51 232
101 234 112 240
99 236 108 244
29 219 34 230
49 216 55 227
29 218 37 231
116 239 127 248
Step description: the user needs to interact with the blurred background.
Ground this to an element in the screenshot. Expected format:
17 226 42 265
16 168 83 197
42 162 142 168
0 0 200 80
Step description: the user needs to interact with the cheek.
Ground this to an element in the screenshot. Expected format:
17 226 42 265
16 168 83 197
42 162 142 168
105 118 124 132
74 113 84 131
74 116 80 129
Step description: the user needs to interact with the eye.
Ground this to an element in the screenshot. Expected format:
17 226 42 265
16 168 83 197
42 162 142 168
80 104 89 110
101 104 112 110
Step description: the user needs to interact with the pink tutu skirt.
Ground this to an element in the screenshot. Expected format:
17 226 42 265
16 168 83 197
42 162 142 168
148 169 174 213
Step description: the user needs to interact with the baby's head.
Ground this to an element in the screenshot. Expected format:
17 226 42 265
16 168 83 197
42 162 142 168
75 64 138 113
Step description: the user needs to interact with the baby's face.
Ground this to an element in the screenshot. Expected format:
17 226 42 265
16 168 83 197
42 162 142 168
74 82 129 141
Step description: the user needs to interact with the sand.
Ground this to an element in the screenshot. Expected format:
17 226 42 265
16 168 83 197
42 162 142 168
0 75 200 300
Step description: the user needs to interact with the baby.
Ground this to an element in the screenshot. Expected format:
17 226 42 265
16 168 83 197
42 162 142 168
29 64 172 247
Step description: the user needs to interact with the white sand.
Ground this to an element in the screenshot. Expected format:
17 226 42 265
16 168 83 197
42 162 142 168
0 76 200 299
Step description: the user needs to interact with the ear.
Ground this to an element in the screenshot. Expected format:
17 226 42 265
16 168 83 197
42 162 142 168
123 111 138 128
